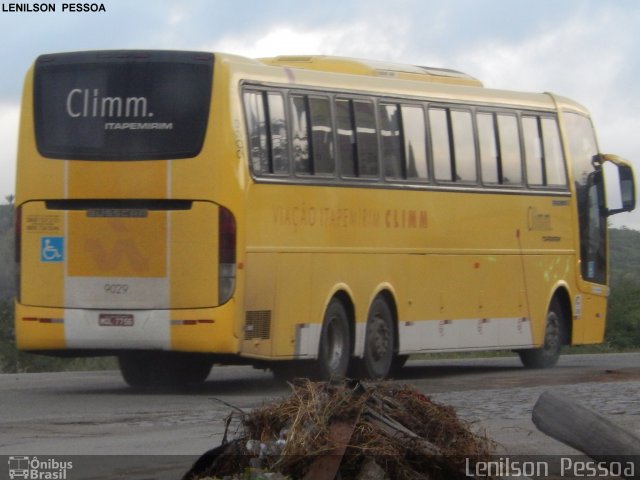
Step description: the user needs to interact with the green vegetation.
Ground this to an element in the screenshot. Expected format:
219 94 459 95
609 227 640 286
605 280 640 349
0 200 638 372
607 228 640 349
0 204 15 302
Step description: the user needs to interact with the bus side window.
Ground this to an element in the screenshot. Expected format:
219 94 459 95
451 110 476 183
336 99 360 178
380 103 403 179
354 100 379 177
497 114 523 186
523 115 567 188
541 117 567 187
401 105 428 181
267 92 290 175
523 116 544 186
477 112 499 185
429 107 453 182
244 91 269 175
308 96 335 176
290 95 311 175
478 112 523 187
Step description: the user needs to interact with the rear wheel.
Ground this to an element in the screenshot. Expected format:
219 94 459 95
118 351 213 389
391 354 409 373
179 354 214 384
356 296 395 379
271 361 307 383
316 298 352 381
518 299 563 369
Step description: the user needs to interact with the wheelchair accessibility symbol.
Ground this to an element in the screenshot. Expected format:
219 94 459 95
41 237 64 262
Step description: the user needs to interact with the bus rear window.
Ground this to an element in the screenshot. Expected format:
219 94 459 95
33 50 213 160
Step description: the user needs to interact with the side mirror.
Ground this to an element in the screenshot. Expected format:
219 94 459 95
601 154 636 216
619 164 636 213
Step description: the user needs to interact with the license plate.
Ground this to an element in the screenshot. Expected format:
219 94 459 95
99 313 134 327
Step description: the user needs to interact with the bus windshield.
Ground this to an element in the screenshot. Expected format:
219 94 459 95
564 112 607 284
34 50 213 161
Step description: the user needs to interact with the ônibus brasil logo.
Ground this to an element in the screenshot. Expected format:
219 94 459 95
8 456 73 479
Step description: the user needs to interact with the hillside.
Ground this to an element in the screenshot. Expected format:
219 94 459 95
0 204 14 300
609 227 640 286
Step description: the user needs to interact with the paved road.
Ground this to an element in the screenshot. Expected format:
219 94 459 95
1 353 639 479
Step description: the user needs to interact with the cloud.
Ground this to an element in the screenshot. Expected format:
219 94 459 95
455 15 624 98
0 103 19 198
438 9 640 229
210 18 409 60
0 0 638 228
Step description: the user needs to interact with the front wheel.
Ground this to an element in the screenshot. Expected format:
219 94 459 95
518 299 563 369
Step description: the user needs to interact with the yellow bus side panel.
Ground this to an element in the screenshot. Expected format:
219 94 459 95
578 294 607 344
242 253 313 358
273 254 312 357
521 255 574 345
242 253 278 357
407 254 528 321
244 182 579 358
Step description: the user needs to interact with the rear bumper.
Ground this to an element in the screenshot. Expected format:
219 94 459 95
15 300 239 354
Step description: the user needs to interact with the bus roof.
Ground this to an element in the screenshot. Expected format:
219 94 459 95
258 55 483 87
218 52 590 115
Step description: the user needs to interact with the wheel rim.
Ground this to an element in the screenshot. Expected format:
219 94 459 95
368 313 391 363
362 299 394 379
324 314 347 373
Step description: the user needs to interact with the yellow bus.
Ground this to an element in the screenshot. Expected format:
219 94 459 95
15 51 635 387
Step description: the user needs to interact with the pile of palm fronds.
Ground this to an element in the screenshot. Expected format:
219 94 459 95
184 380 495 480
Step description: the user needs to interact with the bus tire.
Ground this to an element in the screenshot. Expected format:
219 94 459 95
119 352 212 389
317 298 352 381
271 360 306 382
175 353 214 384
518 298 563 369
391 354 409 373
357 296 395 379
118 352 162 389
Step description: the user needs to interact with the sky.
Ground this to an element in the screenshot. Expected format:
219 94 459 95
0 0 639 227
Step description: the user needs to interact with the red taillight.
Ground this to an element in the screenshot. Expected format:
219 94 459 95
218 206 236 304
22 317 63 324
218 206 236 264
